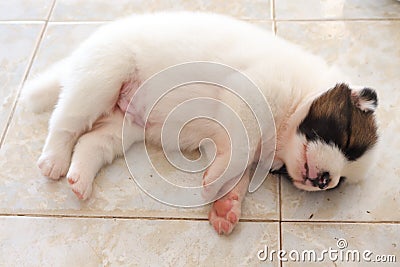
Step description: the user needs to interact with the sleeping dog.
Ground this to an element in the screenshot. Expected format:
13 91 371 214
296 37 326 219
22 12 378 235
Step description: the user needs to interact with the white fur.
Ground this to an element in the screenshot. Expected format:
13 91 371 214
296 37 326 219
21 60 66 112
349 85 377 112
20 12 376 234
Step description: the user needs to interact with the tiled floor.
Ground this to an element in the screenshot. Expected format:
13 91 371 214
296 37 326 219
0 0 399 266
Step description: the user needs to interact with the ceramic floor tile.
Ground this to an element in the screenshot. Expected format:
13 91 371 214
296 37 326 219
281 223 399 266
51 0 271 21
276 21 400 222
0 23 43 142
275 0 400 20
27 23 104 75
2 22 279 220
0 216 279 266
0 0 53 20
277 21 400 111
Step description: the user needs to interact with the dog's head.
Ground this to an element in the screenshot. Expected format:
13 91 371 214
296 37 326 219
280 83 378 191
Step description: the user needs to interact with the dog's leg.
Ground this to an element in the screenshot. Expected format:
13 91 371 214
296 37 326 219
38 92 118 180
37 55 132 180
66 109 142 200
201 135 255 201
208 167 250 235
201 135 233 198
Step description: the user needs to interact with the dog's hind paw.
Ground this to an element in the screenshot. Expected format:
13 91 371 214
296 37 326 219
67 171 93 200
38 154 70 180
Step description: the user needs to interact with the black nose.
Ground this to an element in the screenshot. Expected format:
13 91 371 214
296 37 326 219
310 172 331 189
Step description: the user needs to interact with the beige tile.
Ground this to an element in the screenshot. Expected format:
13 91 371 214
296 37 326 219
275 0 400 20
276 21 400 95
0 216 279 266
2 23 279 220
276 21 400 221
0 0 53 20
281 223 399 266
51 0 271 21
28 23 104 74
276 21 400 110
0 23 43 142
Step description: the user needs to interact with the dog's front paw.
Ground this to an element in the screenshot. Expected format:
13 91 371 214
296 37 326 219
67 171 93 200
208 192 241 235
38 154 70 180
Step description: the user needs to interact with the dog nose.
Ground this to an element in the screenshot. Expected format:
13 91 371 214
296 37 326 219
310 172 331 189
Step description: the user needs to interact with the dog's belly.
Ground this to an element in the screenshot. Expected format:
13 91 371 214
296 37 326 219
116 78 226 150
117 78 146 127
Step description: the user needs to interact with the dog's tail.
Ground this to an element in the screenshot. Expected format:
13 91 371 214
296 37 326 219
20 61 64 113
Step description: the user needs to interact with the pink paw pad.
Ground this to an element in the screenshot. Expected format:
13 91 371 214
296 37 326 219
208 193 241 235
213 198 233 217
72 188 84 199
66 171 93 200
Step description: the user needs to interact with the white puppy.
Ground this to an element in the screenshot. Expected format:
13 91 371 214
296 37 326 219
22 12 378 235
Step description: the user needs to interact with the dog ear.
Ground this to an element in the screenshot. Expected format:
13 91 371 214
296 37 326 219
351 87 378 113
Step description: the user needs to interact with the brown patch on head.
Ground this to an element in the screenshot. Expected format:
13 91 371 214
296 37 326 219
298 83 378 161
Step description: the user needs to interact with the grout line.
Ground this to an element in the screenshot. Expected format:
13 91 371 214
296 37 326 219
278 176 283 267
279 222 282 267
3 214 281 223
47 0 57 22
0 0 56 148
46 19 274 24
281 220 400 224
241 218 280 223
272 21 276 35
0 213 209 221
48 21 109 25
0 21 46 24
0 213 398 224
274 18 400 22
0 17 398 23
0 213 279 223
270 0 277 35
0 20 108 24
29 18 272 24
1 17 399 24
270 0 276 20
270 19 277 265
